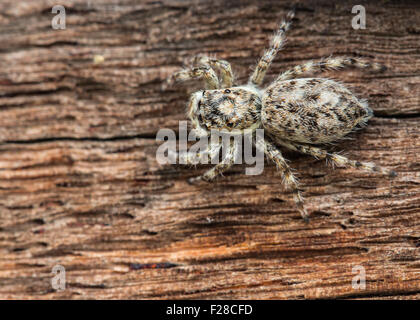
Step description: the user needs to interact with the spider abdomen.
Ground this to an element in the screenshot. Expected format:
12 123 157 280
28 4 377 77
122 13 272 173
261 78 373 144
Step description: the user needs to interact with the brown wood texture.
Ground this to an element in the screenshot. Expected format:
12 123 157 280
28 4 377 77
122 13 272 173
0 0 419 299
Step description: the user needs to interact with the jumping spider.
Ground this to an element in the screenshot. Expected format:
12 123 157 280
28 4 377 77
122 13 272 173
168 10 396 222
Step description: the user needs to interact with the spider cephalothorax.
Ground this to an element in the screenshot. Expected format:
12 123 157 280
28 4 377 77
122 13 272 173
191 87 262 132
168 10 395 222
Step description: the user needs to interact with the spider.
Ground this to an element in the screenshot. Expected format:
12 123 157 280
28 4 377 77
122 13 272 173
168 10 396 222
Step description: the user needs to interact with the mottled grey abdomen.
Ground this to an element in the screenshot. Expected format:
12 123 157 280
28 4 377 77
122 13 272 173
261 78 373 144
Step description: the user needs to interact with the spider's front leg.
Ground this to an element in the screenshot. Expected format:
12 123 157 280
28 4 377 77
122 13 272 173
257 138 309 222
249 10 294 87
188 142 237 184
276 56 386 82
169 66 219 89
194 56 234 88
275 139 397 177
170 139 222 165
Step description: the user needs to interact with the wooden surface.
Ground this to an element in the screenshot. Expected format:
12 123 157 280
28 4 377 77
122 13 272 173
0 0 419 299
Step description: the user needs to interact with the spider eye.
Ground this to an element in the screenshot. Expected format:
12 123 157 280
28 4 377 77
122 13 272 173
224 89 231 94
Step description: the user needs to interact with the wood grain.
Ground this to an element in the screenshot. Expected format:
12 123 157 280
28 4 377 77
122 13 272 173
0 0 419 299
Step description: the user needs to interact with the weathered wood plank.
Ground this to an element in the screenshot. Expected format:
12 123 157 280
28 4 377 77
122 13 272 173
0 0 419 299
